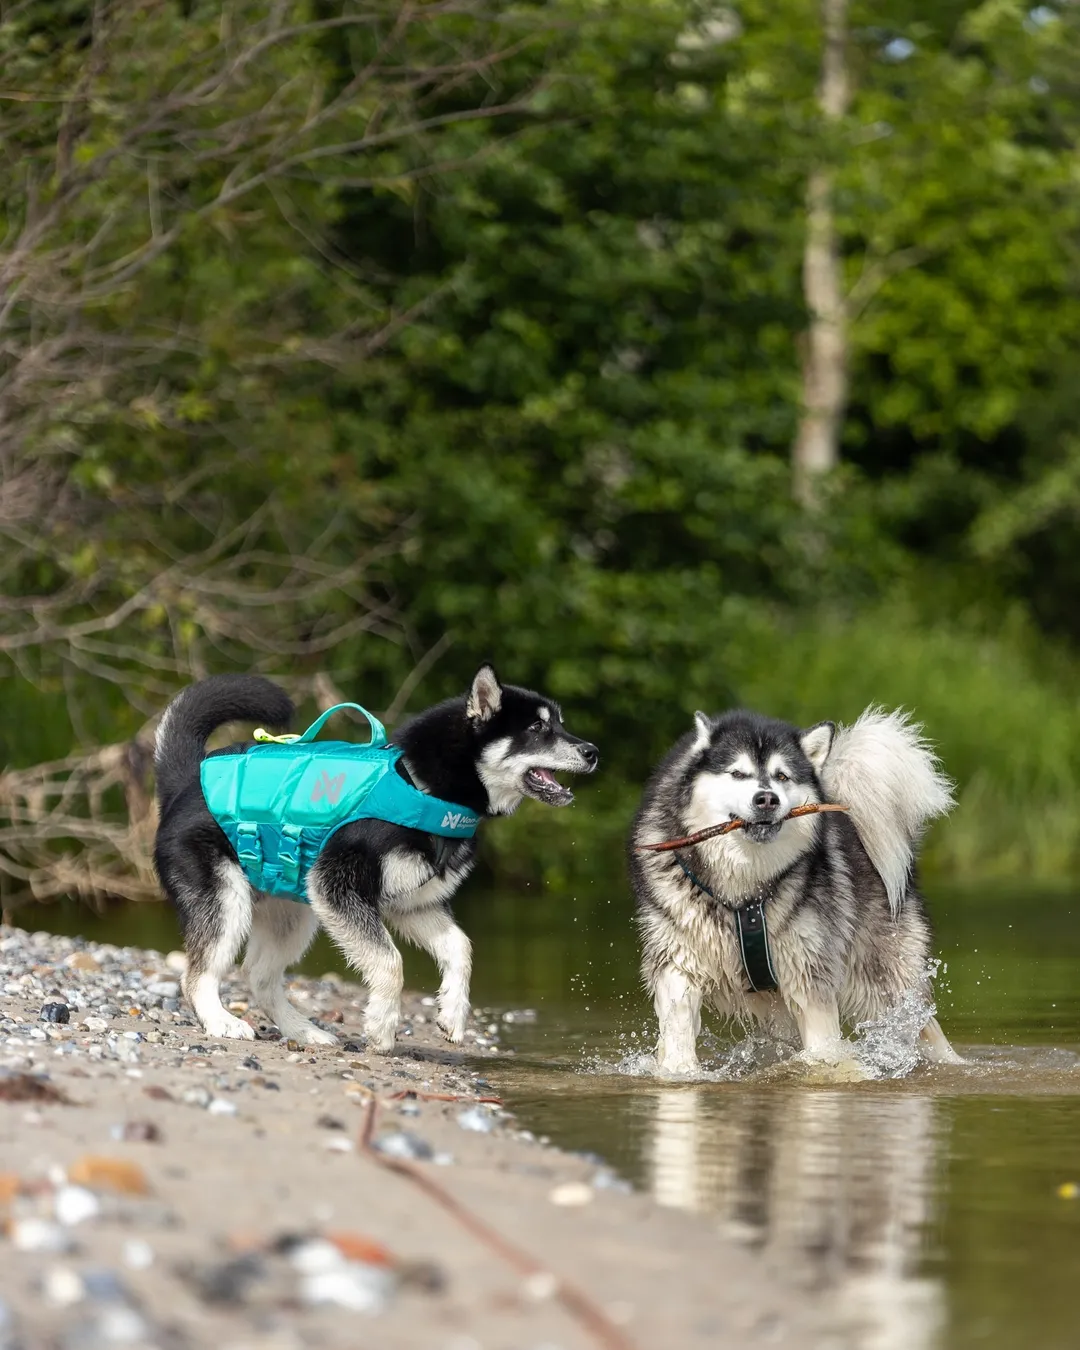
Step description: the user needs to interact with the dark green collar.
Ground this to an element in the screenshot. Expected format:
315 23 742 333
674 855 779 994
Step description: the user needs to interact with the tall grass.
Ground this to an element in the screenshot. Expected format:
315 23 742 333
489 603 1080 884
726 605 1080 879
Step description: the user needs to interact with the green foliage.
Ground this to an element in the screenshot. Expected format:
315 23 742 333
3 0 1080 888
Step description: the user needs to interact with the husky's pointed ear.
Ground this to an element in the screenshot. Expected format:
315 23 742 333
692 711 713 751
800 721 835 772
467 664 503 723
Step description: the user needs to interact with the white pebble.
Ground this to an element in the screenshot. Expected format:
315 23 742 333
549 1182 593 1208
164 951 187 973
55 1185 101 1227
300 1267 393 1314
123 1239 155 1270
43 1267 85 1306
90 1307 150 1343
523 1270 559 1301
322 1136 354 1153
288 1239 346 1275
207 1097 237 1116
11 1218 74 1253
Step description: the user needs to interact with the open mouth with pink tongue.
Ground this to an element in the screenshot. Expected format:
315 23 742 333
523 766 575 806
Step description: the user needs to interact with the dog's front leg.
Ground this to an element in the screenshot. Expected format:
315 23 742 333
390 903 472 1044
652 965 703 1076
791 995 844 1061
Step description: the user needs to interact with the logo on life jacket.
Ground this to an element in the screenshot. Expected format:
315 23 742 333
441 810 478 830
311 771 346 806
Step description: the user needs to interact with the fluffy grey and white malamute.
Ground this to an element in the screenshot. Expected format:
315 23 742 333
628 707 959 1075
154 667 597 1052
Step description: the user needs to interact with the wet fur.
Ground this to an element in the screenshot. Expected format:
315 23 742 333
628 707 958 1075
154 671 597 1051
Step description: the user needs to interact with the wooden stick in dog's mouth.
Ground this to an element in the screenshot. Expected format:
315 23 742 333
635 802 851 853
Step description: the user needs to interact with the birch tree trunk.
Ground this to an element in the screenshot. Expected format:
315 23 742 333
793 0 851 507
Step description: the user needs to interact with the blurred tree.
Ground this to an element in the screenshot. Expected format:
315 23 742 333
3 0 1080 898
0 0 541 732
793 0 852 507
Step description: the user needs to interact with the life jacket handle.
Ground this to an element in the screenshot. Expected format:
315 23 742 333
253 702 388 749
295 702 388 747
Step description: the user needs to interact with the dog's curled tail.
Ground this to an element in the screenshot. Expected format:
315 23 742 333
822 706 954 916
154 674 294 813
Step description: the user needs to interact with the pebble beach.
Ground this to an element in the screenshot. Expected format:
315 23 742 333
0 924 819 1350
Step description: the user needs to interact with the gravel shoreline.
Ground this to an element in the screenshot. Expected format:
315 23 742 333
0 924 816 1350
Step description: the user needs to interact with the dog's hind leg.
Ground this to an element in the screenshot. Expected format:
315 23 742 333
181 859 256 1041
920 1015 964 1065
389 903 472 1044
243 898 337 1047
652 965 703 1076
309 890 403 1053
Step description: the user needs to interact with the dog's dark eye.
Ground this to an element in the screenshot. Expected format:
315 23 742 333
730 770 751 780
529 720 545 733
775 772 789 783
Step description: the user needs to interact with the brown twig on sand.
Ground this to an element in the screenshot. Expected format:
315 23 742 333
636 802 851 853
358 1098 638 1350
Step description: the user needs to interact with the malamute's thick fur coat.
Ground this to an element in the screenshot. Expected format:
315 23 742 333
154 668 598 1053
629 707 958 1074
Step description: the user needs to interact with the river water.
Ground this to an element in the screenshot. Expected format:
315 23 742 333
30 879 1080 1349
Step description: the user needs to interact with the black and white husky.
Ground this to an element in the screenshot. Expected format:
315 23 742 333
154 667 598 1051
628 707 959 1075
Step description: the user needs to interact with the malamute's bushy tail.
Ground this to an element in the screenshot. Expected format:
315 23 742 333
154 674 294 813
822 707 954 915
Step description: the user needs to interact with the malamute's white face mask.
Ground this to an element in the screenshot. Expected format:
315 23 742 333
685 713 833 845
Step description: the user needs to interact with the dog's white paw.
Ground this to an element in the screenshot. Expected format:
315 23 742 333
366 1031 397 1055
298 1023 339 1048
363 1015 399 1054
203 1014 256 1042
437 1005 469 1045
656 1050 701 1077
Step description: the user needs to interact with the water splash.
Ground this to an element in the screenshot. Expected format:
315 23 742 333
577 962 951 1083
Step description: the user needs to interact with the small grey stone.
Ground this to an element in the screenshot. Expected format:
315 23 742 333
61 1306 151 1350
372 1130 433 1161
185 1252 266 1306
0 1297 19 1350
80 1270 129 1304
457 1106 497 1133
144 981 179 1000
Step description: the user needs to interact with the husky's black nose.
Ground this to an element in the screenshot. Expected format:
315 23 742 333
752 789 780 813
578 742 599 770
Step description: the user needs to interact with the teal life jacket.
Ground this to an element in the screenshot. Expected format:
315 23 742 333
200 703 481 902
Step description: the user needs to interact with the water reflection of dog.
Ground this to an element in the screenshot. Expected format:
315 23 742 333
647 1087 944 1350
